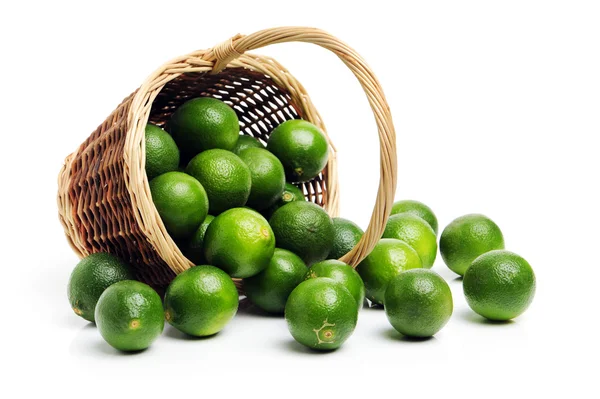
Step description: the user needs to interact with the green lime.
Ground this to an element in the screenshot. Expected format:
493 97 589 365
304 260 365 310
204 208 275 278
186 149 251 214
390 200 438 235
263 182 305 218
285 278 358 350
267 119 329 182
144 124 180 180
232 135 264 155
269 201 334 265
243 248 307 314
463 250 536 321
169 97 240 156
149 171 209 239
95 280 164 351
164 265 239 336
67 252 134 322
328 217 364 260
182 215 215 265
440 214 505 276
384 269 453 337
357 238 423 305
238 148 286 211
383 213 438 268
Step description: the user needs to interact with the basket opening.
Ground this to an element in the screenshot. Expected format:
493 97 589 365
146 67 328 206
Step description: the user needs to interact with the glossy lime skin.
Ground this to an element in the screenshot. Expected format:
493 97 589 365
243 248 307 314
267 119 329 182
383 213 438 268
204 208 275 278
305 260 365 311
285 278 358 351
149 171 209 239
238 148 286 211
384 269 453 337
144 124 180 180
263 182 305 218
463 250 536 321
269 201 334 265
390 200 438 235
440 214 505 276
164 266 239 336
169 97 240 156
182 215 215 265
186 149 251 215
232 135 264 155
95 281 164 351
357 239 423 305
68 253 134 322
328 218 364 260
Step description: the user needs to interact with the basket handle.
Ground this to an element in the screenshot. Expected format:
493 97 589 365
205 27 397 267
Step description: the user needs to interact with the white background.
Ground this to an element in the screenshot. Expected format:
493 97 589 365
2 1 599 397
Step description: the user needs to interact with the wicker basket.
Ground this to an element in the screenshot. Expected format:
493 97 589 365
57 27 397 289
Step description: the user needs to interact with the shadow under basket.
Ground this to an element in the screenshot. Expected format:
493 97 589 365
57 27 397 290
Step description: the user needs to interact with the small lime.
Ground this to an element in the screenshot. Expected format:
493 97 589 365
238 148 286 211
232 135 264 155
328 218 364 260
182 215 215 265
243 248 307 314
305 259 365 310
383 213 438 268
390 200 438 235
68 252 134 322
357 238 423 305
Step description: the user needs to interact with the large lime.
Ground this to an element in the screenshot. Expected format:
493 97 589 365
95 281 164 351
149 171 209 239
267 119 329 182
164 265 239 336
269 201 334 265
186 149 251 214
440 214 505 276
204 208 275 278
384 269 453 337
285 278 358 350
463 250 536 321
169 97 239 156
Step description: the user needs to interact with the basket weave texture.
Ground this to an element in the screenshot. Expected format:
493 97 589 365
57 27 397 288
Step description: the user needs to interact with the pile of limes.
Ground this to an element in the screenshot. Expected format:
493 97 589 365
66 97 536 352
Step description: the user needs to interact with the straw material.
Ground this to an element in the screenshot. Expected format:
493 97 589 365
57 27 397 288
